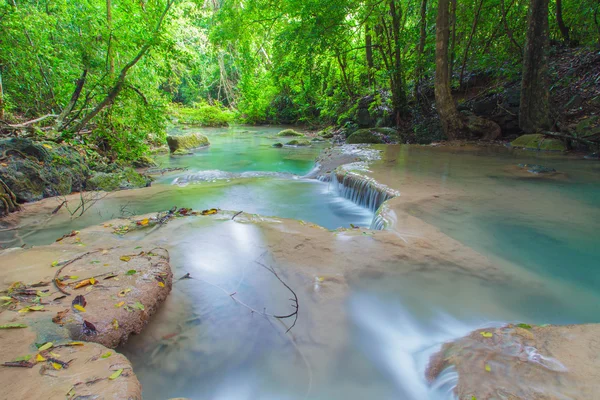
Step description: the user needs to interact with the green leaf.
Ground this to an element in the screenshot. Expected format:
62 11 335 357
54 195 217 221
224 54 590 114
480 331 493 338
132 301 145 311
14 354 32 362
38 342 53 351
101 351 112 359
516 323 532 329
126 270 137 276
109 368 123 380
0 323 28 329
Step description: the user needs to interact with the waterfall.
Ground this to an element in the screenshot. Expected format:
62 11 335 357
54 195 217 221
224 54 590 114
320 170 399 230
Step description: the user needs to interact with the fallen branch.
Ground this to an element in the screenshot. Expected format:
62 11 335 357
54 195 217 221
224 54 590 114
543 131 598 147
53 250 104 295
0 114 57 129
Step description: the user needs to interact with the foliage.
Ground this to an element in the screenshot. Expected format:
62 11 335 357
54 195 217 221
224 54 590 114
171 102 234 126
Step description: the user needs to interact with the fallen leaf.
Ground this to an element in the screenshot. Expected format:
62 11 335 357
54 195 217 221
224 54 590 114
158 282 165 287
132 301 145 311
115 301 125 308
112 319 119 330
83 320 97 335
137 218 149 226
120 256 131 262
480 332 493 338
516 323 532 329
42 144 53 149
0 323 27 329
109 368 123 380
201 208 218 215
72 295 87 307
51 261 59 267
52 362 63 370
66 342 84 346
117 288 131 297
14 354 32 362
0 296 12 301
74 279 91 289
485 364 491 372
36 354 46 362
73 304 86 312
101 352 112 359
126 270 137 276
69 276 79 280
38 342 53 351
36 290 51 298
30 305 44 311
50 352 60 358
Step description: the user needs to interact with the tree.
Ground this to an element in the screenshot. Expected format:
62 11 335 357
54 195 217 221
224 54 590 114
435 0 464 139
555 0 570 45
519 0 551 133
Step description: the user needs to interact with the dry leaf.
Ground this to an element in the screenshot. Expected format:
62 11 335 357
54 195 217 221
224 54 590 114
109 368 123 380
112 319 119 330
73 304 86 312
158 282 165 287
52 362 63 370
74 279 91 289
36 354 46 362
38 342 53 351
480 332 493 338
115 301 125 308
120 256 131 262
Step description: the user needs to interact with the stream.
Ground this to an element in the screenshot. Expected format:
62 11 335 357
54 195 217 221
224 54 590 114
2 126 600 399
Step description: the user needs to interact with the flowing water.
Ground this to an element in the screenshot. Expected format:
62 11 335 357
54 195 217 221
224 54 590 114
3 129 600 399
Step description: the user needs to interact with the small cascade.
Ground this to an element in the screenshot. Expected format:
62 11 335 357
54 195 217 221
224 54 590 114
320 170 399 229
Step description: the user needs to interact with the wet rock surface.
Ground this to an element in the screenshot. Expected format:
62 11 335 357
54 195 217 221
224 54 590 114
166 133 210 153
427 324 600 399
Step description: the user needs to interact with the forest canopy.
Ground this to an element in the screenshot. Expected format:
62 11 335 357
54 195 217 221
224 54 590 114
1 0 599 159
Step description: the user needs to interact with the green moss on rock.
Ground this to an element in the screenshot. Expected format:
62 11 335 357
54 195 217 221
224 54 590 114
132 156 156 168
166 133 210 153
272 142 284 148
346 129 385 144
86 168 151 192
286 139 311 146
511 134 566 152
277 129 304 137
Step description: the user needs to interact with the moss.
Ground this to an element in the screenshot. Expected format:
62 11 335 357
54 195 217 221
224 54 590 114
286 139 311 146
166 133 210 153
133 156 156 168
272 142 284 148
346 129 385 144
511 134 566 152
87 168 150 192
575 116 600 138
277 129 304 137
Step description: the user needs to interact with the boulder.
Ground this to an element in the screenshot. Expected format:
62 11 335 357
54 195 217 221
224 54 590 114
0 138 89 203
511 134 566 152
427 324 600 400
166 133 209 153
346 129 387 144
132 155 156 168
276 129 304 137
86 168 151 192
285 139 311 146
575 116 600 138
465 115 502 140
272 142 283 148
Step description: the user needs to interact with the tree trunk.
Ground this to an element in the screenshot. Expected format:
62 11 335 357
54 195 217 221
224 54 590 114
389 0 408 126
449 0 457 77
414 0 428 98
519 0 552 133
0 71 4 121
555 0 570 44
500 0 523 54
435 0 465 139
365 24 374 86
107 0 114 75
459 0 484 89
56 69 87 130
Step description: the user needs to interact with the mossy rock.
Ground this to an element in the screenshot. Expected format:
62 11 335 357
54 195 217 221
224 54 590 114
277 129 304 137
346 129 385 144
286 139 311 146
0 138 89 203
511 134 566 152
133 155 156 168
86 168 151 192
272 142 284 148
311 137 326 142
318 126 335 138
166 133 210 153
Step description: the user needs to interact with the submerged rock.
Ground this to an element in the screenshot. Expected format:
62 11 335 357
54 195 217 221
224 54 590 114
0 138 89 203
427 324 600 399
272 142 284 148
166 133 210 153
511 134 566 152
584 152 599 160
277 129 304 137
86 168 151 192
517 163 557 174
285 139 311 146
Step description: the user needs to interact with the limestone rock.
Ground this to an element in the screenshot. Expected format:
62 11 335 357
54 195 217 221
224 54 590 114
86 168 151 192
285 139 311 146
166 133 210 153
511 134 566 152
276 129 304 137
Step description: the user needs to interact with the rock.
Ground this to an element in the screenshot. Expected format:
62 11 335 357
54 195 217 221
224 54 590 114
276 129 304 137
518 163 557 174
427 324 600 399
465 115 502 140
346 128 396 144
511 134 566 152
356 107 372 128
311 137 326 142
0 138 89 203
86 168 151 192
285 139 311 146
132 155 156 168
318 126 335 139
166 133 209 153
0 178 20 216
272 142 283 148
0 330 141 399
584 152 599 160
